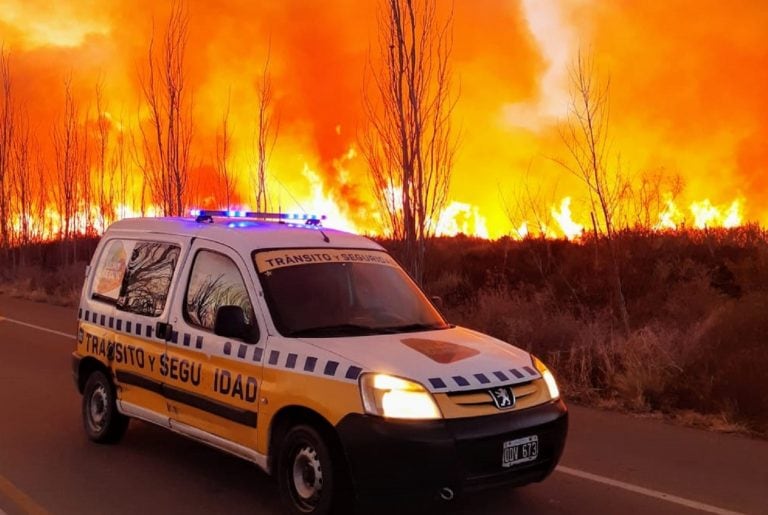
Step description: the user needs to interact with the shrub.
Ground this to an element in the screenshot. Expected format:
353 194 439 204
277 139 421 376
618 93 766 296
400 228 768 434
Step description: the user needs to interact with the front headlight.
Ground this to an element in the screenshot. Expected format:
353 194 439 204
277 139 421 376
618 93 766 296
532 355 561 400
359 373 442 420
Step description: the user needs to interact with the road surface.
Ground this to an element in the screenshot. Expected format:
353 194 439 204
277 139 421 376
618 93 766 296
0 296 766 515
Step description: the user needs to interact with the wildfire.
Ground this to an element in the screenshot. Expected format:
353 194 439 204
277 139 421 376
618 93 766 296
435 202 489 239
656 195 682 230
655 197 744 230
513 221 529 239
506 194 746 242
0 1 763 245
551 197 583 239
300 163 359 234
690 199 743 229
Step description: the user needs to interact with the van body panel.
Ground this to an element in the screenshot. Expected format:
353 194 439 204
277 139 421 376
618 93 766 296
291 326 538 394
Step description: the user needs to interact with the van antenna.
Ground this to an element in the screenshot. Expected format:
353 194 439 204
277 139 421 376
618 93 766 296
273 176 331 243
273 176 308 216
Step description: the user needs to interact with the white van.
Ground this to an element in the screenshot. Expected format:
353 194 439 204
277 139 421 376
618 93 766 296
72 210 568 514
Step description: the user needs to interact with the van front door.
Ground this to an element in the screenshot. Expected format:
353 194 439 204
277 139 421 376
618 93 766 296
164 240 264 451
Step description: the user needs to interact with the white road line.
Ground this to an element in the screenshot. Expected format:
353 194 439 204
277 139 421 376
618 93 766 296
0 473 49 515
0 316 74 339
556 465 744 515
0 315 751 515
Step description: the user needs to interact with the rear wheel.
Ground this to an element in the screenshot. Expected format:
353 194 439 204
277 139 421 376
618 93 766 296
278 425 341 515
82 370 129 444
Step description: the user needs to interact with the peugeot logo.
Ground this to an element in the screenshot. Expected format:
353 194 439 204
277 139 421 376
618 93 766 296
489 386 515 409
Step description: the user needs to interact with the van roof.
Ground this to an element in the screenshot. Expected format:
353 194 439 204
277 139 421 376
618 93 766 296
105 216 384 253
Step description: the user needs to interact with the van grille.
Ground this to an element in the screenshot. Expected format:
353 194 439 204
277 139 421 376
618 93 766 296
446 381 539 408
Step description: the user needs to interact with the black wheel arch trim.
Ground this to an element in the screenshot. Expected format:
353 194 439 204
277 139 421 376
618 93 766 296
74 354 110 393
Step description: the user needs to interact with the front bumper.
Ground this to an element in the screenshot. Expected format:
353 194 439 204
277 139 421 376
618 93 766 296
336 398 568 502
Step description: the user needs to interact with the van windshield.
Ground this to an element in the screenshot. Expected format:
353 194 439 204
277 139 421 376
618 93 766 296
253 248 449 337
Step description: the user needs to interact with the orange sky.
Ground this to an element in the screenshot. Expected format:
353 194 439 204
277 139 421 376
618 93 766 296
1 0 766 238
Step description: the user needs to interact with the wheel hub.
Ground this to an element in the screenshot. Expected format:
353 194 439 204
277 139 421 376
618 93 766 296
89 385 108 429
292 446 323 502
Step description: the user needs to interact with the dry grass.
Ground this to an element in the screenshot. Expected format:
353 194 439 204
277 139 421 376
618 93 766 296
444 286 768 436
669 410 750 435
409 230 768 436
0 263 85 307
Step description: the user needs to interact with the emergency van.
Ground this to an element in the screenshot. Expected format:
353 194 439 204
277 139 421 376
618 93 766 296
72 210 568 514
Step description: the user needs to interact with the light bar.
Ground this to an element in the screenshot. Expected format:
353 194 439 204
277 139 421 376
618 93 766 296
190 209 326 223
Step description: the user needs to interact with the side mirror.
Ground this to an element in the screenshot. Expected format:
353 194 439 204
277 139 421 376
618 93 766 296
214 305 249 341
430 295 444 310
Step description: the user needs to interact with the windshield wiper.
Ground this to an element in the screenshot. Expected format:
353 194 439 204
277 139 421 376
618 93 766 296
287 324 393 337
378 322 451 334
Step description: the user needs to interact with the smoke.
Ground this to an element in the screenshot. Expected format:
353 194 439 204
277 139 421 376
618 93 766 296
1 0 766 234
584 0 768 219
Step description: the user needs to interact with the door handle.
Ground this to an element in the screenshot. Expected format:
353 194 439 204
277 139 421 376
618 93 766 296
156 322 173 341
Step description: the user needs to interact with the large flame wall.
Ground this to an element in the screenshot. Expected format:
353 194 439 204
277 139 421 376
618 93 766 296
1 0 766 239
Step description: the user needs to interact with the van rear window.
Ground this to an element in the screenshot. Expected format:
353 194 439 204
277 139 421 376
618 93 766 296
116 241 181 317
90 238 180 317
92 239 134 304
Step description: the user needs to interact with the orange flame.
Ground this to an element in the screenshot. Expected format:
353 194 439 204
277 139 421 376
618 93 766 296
0 1 763 242
435 202 489 238
551 197 583 239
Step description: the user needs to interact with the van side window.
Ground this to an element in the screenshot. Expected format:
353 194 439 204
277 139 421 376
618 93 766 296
116 242 181 317
185 250 257 339
91 239 134 304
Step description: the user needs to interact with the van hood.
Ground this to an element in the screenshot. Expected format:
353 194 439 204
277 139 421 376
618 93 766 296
299 325 539 393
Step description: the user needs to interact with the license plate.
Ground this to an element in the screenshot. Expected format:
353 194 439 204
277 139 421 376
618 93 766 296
502 435 539 468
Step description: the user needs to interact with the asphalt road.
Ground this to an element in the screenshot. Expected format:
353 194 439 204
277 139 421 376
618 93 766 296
0 296 766 515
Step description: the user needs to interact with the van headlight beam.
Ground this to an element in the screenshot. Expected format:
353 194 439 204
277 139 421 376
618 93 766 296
359 373 442 420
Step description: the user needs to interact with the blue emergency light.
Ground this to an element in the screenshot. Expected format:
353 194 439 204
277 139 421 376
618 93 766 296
190 209 326 224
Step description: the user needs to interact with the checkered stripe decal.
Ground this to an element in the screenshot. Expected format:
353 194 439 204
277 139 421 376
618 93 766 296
79 307 364 383
80 307 257 354
221 341 363 381
80 307 168 345
426 366 540 391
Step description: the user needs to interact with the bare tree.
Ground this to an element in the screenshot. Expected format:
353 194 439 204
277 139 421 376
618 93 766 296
137 1 193 216
94 79 116 230
253 43 279 212
52 77 82 242
80 101 93 236
361 0 458 285
12 108 32 254
0 47 13 255
216 90 235 210
112 113 129 219
554 51 630 334
628 168 683 229
501 162 559 239
31 142 47 241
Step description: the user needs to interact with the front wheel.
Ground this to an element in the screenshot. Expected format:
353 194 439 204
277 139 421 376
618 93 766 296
82 370 129 444
278 425 341 515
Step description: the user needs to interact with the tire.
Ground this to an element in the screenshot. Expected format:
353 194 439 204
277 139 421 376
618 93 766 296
82 370 129 444
278 424 343 515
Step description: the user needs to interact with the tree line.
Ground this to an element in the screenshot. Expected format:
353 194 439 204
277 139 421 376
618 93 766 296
0 3 279 267
0 0 458 289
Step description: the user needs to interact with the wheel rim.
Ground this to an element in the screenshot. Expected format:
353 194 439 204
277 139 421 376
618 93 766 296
291 445 323 509
88 384 109 431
